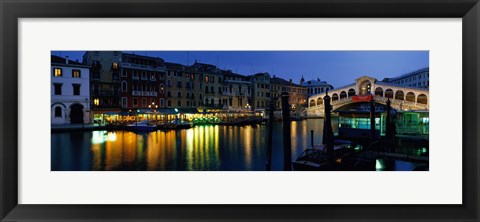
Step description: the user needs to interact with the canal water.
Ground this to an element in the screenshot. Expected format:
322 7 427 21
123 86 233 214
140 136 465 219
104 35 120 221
52 119 331 171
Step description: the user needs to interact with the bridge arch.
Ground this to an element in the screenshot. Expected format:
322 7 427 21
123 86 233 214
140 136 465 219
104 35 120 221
385 89 393 99
340 91 347 99
374 87 383 97
332 93 339 101
359 80 372 95
406 92 415 102
417 94 428 104
309 99 315 107
395 90 404 100
348 88 355 97
317 97 323 105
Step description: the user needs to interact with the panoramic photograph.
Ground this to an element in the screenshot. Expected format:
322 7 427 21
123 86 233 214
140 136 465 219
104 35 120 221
51 51 429 171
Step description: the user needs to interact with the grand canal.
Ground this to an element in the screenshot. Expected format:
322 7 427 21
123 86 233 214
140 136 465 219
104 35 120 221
52 119 337 171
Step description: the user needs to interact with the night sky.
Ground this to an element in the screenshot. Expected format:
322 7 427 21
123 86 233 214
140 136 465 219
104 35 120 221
51 51 428 88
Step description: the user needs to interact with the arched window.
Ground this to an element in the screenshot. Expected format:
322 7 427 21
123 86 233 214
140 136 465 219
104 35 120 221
385 89 393 99
309 99 316 107
340 91 347 99
121 81 127 92
332 93 339 101
395 90 404 100
317 97 323 105
54 106 62 117
406 92 415 102
417 94 428 104
348 88 355 97
374 87 383 97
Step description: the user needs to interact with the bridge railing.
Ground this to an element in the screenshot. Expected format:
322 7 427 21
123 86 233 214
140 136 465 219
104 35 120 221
307 95 428 111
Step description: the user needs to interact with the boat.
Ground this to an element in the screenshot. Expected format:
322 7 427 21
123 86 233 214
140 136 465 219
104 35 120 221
293 141 354 171
126 121 156 132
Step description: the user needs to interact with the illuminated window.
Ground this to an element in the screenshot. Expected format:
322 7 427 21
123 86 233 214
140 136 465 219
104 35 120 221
72 69 81 78
54 107 62 117
93 98 100 106
112 62 118 69
53 68 62 77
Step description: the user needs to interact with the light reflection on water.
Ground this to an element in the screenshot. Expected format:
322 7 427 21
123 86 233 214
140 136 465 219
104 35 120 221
51 119 330 171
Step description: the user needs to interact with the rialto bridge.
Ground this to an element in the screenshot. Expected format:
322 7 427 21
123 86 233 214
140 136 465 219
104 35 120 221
306 76 429 117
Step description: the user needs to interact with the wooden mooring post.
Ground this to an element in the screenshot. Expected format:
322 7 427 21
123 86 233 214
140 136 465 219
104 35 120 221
281 92 292 171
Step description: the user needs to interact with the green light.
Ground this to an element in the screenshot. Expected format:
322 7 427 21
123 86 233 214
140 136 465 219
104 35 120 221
421 147 427 153
375 159 385 171
354 145 361 151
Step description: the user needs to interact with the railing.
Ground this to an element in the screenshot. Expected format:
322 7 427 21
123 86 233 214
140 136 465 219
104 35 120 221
132 91 158 97
308 95 428 110
121 62 166 72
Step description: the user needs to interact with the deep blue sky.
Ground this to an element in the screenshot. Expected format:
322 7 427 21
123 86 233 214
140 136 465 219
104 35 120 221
51 51 428 87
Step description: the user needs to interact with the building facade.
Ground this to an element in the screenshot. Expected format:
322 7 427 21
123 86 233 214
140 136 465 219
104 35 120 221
83 51 122 109
221 70 253 110
120 53 166 109
79 51 311 114
303 77 334 97
191 62 224 109
381 67 429 89
250 72 271 110
270 76 308 112
51 55 91 124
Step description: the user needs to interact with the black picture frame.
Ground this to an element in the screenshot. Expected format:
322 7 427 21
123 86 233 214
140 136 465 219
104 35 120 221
1 0 479 221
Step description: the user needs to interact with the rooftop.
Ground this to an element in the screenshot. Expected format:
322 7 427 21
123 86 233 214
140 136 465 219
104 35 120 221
382 67 429 82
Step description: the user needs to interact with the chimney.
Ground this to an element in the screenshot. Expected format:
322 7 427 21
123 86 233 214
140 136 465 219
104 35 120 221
65 56 69 64
317 77 320 81
289 79 292 84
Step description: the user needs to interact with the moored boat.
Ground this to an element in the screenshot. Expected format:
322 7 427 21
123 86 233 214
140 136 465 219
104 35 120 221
126 121 156 131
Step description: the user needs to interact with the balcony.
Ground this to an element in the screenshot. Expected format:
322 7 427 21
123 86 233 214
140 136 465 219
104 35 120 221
121 62 166 72
141 76 148 81
132 91 158 97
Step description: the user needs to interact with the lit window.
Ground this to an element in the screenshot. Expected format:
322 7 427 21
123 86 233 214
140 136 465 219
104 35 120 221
93 98 100 106
72 69 81 78
53 68 62 77
112 62 118 69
